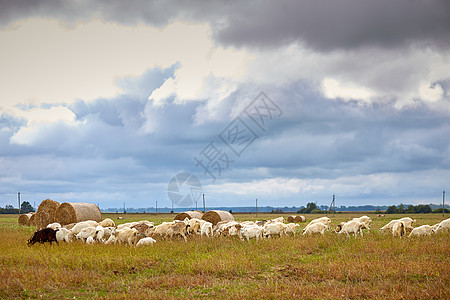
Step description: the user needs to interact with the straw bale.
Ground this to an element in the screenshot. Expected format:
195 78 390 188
18 213 34 226
55 202 102 226
287 215 306 223
174 211 204 221
29 213 36 226
35 199 60 229
201 210 234 225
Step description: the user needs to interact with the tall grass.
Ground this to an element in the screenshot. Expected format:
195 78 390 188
1 213 449 299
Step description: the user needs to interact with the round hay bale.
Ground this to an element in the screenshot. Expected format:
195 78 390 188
29 213 36 226
295 215 306 222
201 210 234 225
18 213 34 226
35 199 60 229
174 211 204 221
287 215 306 223
55 202 102 226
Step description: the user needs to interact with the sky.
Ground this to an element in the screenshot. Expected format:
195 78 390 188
1 0 449 209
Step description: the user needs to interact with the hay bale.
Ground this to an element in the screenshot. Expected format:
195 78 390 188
29 213 36 226
201 210 234 225
174 211 204 221
55 202 101 225
288 215 306 222
18 213 34 226
55 202 102 225
287 215 306 223
35 199 60 229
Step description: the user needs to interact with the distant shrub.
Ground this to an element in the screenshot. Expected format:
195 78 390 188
432 208 450 213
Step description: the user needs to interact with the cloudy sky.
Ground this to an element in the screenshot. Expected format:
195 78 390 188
1 0 449 209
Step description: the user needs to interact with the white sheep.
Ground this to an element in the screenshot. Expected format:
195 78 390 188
303 223 328 235
136 237 157 247
47 222 61 229
408 225 434 237
239 225 263 241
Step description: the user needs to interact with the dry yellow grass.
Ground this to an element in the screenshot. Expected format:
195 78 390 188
1 213 449 299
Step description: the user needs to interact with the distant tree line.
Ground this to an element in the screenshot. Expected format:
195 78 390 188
384 204 449 214
0 201 34 214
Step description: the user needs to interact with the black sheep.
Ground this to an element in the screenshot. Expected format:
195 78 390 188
27 228 58 246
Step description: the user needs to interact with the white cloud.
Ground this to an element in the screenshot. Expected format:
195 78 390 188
9 105 76 145
322 78 374 102
419 82 444 103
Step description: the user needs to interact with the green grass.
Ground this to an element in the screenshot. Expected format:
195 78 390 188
1 213 449 299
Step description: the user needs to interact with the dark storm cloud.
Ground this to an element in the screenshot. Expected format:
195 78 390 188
214 0 450 51
1 0 449 51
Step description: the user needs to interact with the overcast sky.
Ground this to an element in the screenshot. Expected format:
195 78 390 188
1 0 449 209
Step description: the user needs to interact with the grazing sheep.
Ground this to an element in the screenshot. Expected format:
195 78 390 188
409 225 434 237
398 217 416 231
75 226 98 242
28 228 58 246
239 225 263 241
284 223 300 236
303 223 328 235
303 217 331 233
86 236 95 244
380 217 415 234
435 218 450 233
166 222 190 242
116 228 143 246
186 218 205 235
131 223 152 235
221 223 242 237
136 237 157 247
338 220 364 238
104 234 117 245
71 220 99 235
269 217 285 223
116 222 139 230
56 227 74 242
392 221 406 237
47 222 61 229
151 222 174 239
200 221 213 238
351 216 372 230
263 222 287 238
99 218 115 227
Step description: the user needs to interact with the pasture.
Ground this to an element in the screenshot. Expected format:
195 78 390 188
1 213 449 299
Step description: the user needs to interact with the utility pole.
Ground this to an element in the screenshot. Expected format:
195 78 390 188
328 194 335 215
156 201 158 214
18 192 21 215
123 202 126 213
256 198 258 218
202 194 205 213
443 190 446 218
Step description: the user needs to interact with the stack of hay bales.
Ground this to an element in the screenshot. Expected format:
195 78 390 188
174 211 203 221
18 212 35 226
287 215 306 223
55 202 102 226
35 199 60 229
201 210 234 225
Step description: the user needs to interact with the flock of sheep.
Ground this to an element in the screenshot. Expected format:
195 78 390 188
28 215 450 247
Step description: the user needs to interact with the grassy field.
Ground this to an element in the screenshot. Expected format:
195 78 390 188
1 213 449 299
